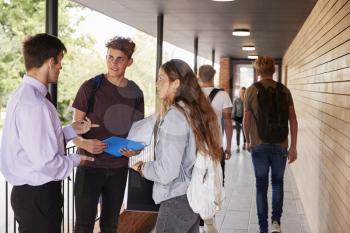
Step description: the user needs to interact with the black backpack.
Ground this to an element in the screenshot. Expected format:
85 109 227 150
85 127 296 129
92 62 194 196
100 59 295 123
253 82 289 143
87 74 104 114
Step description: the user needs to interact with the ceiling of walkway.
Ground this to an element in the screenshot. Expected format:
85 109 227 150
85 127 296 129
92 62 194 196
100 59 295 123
73 0 317 61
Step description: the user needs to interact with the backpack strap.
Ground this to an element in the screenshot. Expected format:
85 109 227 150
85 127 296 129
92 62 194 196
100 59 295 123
252 82 265 123
87 74 104 114
253 82 265 93
208 88 223 103
254 81 284 91
276 82 284 91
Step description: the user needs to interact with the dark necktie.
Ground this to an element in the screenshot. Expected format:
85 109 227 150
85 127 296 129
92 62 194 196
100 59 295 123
45 92 52 103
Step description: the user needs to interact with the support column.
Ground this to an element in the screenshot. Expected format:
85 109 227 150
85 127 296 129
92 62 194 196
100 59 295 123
278 59 282 83
46 0 58 108
194 37 198 74
212 49 215 66
156 14 164 79
155 13 164 114
219 57 231 92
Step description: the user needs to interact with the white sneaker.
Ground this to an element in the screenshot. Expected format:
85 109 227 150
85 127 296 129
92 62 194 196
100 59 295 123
203 219 218 233
206 224 218 233
271 221 281 233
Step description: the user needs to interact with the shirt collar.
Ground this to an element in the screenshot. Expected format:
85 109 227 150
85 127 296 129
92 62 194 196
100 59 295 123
23 75 48 97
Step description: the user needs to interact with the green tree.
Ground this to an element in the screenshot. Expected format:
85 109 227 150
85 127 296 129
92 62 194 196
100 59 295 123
1 0 161 127
0 0 105 125
126 31 157 116
0 0 45 107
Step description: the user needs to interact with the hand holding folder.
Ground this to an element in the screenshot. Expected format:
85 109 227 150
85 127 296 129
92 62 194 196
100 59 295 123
103 136 144 157
103 114 157 158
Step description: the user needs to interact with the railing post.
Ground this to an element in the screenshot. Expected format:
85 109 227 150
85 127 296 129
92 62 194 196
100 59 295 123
72 167 75 231
14 218 16 233
5 182 8 233
67 179 70 233
62 181 65 232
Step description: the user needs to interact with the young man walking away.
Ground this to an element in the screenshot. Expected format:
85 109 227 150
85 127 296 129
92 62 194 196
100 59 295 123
243 56 298 233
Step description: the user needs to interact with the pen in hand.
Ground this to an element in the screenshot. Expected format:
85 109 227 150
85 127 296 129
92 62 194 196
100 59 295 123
72 117 100 134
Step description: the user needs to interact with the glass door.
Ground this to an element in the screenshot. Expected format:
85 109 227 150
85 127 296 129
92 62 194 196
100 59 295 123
233 64 255 98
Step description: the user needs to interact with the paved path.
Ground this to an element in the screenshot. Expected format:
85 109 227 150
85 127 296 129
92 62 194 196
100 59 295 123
214 148 311 233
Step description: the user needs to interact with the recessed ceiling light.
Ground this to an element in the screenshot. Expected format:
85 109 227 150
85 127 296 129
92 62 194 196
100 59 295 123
232 29 250 37
211 0 235 2
242 46 255 51
248 55 259 59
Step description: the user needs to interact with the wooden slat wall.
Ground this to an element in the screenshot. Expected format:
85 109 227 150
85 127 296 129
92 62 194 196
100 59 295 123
283 0 350 232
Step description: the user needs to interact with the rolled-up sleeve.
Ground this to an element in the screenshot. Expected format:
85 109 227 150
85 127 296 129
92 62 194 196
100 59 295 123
17 104 78 181
143 109 189 185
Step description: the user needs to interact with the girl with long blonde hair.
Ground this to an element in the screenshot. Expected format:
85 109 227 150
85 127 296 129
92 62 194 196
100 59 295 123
130 59 221 233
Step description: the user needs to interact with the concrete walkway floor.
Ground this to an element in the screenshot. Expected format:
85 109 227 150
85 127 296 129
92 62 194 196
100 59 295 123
150 147 312 233
214 148 312 233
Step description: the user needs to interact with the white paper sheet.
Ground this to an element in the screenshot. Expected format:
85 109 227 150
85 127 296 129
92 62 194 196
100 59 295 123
127 113 158 146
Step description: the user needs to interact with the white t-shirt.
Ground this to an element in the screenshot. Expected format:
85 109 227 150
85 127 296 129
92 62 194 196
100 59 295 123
202 87 232 145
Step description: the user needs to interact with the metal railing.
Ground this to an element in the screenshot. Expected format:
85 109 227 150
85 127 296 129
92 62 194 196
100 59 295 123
2 140 154 233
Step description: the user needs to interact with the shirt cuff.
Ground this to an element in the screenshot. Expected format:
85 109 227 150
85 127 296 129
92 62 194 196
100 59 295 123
69 154 81 167
62 125 77 142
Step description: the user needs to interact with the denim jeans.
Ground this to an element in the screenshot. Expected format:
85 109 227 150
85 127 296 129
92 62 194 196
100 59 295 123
251 144 287 233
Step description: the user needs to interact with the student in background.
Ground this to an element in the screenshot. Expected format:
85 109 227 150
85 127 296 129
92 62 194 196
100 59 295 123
195 64 233 232
233 87 247 152
198 64 233 183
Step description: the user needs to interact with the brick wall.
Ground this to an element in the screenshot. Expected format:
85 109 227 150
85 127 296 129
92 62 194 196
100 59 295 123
219 57 231 91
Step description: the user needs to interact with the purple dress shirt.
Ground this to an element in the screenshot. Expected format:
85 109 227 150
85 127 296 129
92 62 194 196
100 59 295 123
0 75 80 186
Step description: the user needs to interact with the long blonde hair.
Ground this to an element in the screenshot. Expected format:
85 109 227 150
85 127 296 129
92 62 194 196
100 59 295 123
159 59 221 161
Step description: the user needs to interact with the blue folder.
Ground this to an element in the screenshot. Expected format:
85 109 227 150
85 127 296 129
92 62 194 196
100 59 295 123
103 136 145 158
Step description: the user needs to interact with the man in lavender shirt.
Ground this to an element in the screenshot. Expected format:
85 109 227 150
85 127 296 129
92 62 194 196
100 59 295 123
0 33 96 233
